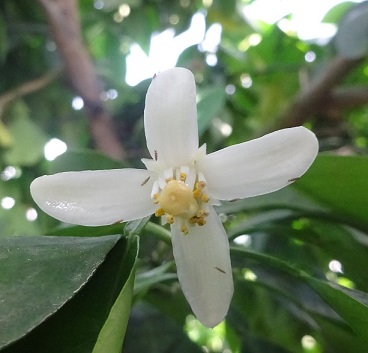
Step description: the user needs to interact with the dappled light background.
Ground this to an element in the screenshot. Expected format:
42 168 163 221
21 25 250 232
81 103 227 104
2 0 368 352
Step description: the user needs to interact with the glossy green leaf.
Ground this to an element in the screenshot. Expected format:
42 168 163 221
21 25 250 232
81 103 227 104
1 234 138 353
216 186 324 215
231 247 368 342
306 278 368 340
293 155 368 228
47 223 125 237
0 235 120 349
232 281 305 353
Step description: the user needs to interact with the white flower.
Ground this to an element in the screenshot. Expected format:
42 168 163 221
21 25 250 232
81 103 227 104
30 67 319 328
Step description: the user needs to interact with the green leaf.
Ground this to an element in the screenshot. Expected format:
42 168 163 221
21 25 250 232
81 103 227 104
293 155 368 228
231 247 368 342
47 223 125 237
134 262 177 294
216 186 324 215
47 149 124 174
92 236 138 353
0 14 8 63
0 235 120 349
197 84 226 135
322 1 354 23
3 101 48 166
306 278 368 340
122 302 203 353
231 281 305 353
1 234 138 352
0 121 12 147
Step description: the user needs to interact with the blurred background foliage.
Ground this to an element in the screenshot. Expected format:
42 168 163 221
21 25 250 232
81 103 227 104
2 0 368 352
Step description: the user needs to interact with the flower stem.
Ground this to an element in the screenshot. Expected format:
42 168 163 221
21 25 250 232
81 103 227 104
144 222 171 245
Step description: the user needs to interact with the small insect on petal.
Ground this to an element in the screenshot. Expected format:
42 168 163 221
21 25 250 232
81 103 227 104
288 177 300 183
214 266 226 274
141 176 151 186
154 150 158 161
113 219 124 224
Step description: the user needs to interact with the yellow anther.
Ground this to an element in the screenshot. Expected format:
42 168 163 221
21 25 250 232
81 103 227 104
166 214 174 224
197 218 206 226
155 208 165 217
201 194 209 203
153 193 160 204
193 189 202 198
188 217 197 224
181 225 189 235
179 172 187 182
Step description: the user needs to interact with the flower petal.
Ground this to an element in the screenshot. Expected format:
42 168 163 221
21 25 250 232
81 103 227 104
171 206 233 328
197 127 318 200
144 67 199 167
30 169 157 226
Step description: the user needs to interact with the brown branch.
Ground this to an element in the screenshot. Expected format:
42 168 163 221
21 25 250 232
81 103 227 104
329 85 368 109
277 55 363 128
38 0 125 161
0 70 59 118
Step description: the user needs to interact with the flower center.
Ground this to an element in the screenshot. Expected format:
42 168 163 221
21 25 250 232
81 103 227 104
159 180 198 218
151 167 210 234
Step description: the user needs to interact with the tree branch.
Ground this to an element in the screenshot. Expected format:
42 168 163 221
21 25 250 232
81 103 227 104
0 70 58 118
329 85 368 109
277 56 363 128
38 0 125 160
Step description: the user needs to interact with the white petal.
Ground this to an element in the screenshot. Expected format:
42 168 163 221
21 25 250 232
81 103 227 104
171 206 233 327
197 127 318 200
144 67 199 168
30 169 157 226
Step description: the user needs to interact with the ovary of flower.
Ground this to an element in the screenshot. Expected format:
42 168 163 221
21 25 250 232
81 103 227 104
30 67 319 328
158 180 199 218
152 167 211 233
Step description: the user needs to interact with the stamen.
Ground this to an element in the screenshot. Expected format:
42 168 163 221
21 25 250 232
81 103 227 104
151 181 159 199
196 181 206 190
179 166 190 182
164 168 174 181
166 214 174 224
197 171 206 183
155 208 165 217
197 218 206 226
149 166 210 234
153 193 160 204
198 209 207 216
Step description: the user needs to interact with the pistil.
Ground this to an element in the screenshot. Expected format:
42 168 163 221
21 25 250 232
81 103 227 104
152 168 210 234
